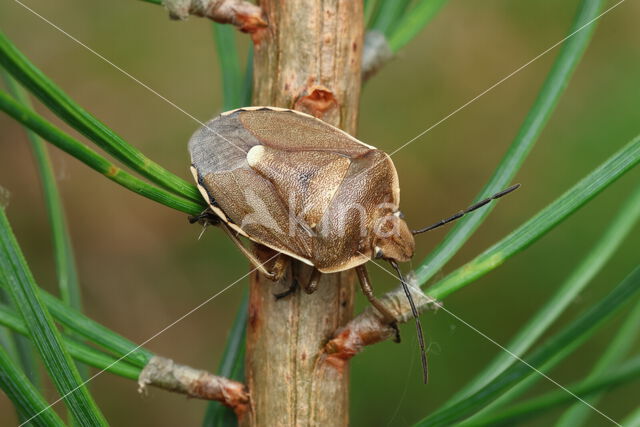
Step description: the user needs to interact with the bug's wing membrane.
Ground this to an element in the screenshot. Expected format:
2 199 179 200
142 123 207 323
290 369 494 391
189 113 260 176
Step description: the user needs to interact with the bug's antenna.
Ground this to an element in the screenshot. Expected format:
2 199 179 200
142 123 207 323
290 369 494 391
390 259 428 384
412 184 521 235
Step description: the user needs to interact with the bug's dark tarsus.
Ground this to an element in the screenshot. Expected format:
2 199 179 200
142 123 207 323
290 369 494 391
188 107 520 384
188 209 221 226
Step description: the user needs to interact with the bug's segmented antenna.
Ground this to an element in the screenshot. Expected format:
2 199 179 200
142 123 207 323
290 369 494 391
412 184 521 235
390 260 428 384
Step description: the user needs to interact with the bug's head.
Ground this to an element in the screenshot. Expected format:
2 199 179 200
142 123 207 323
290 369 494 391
372 212 415 263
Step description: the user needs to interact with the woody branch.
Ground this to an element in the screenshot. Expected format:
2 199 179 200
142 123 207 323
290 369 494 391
244 0 363 425
138 356 250 418
324 277 440 364
163 0 267 33
160 0 389 80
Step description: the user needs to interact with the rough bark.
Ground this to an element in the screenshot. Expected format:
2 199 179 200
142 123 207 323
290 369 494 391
244 1 363 425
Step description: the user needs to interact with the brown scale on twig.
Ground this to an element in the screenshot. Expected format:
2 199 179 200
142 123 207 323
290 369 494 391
294 86 339 122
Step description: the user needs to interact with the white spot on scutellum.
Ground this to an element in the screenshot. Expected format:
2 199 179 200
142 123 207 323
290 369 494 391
246 145 265 168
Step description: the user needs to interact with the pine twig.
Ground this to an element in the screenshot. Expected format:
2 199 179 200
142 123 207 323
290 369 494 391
138 356 249 418
163 0 267 33
324 278 440 364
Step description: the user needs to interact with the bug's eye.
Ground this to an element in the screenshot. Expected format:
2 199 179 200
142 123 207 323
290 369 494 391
394 211 405 219
374 246 384 259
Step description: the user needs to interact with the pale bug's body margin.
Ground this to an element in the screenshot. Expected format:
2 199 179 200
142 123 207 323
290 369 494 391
188 106 520 383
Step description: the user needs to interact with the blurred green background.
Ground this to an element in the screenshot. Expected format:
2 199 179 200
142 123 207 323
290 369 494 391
1 0 639 425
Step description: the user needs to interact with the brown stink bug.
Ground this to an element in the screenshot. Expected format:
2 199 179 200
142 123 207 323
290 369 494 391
188 107 519 382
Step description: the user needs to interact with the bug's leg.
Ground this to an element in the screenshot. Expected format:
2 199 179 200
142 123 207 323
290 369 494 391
269 253 289 282
220 222 281 280
273 278 298 299
356 265 401 343
270 255 297 299
302 268 322 294
188 208 220 225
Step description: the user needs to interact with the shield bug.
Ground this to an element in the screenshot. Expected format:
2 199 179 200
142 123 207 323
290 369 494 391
189 106 519 382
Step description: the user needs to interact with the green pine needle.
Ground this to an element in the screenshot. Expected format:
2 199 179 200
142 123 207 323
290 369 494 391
622 406 640 427
0 345 65 427
466 354 640 426
417 265 640 426
556 297 640 426
0 208 107 426
0 303 141 380
0 29 201 204
369 0 412 36
39 290 152 369
387 0 448 52
213 23 243 110
414 0 606 289
0 90 204 216
447 184 640 406
2 72 82 312
426 133 640 300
